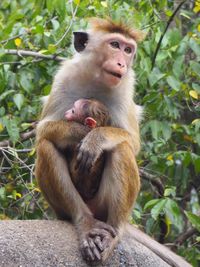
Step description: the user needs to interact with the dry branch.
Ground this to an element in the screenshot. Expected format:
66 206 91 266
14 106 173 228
139 168 164 195
0 129 35 147
4 49 65 61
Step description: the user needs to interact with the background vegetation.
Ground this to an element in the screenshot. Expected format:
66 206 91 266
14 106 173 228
0 0 199 265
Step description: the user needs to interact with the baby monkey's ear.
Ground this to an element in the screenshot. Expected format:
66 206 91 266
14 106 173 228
84 117 97 128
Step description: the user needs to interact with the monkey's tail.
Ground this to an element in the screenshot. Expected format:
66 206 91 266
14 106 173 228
125 224 192 267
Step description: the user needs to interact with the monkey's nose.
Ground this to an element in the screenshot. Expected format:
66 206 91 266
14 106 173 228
117 62 125 68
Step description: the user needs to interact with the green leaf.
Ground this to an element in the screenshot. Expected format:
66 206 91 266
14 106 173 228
193 157 200 174
48 44 57 53
192 83 200 94
13 93 25 110
0 90 15 101
167 76 181 91
0 187 6 200
173 56 184 78
165 199 182 230
46 0 55 12
196 133 200 147
51 19 60 31
167 29 181 47
151 199 167 220
189 38 200 57
56 0 66 20
185 212 200 232
2 117 20 143
144 199 160 210
164 187 176 197
20 74 32 92
161 121 172 140
148 68 165 87
149 120 161 140
190 61 200 77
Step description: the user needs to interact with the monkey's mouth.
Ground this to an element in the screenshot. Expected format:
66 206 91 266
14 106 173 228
105 70 122 79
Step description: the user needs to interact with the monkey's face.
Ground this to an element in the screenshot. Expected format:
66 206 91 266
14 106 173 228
100 34 136 87
73 31 137 88
65 99 88 123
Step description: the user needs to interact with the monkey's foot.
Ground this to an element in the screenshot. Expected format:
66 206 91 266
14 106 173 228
79 221 117 263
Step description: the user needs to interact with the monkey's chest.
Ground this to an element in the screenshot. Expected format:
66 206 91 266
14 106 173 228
66 147 105 200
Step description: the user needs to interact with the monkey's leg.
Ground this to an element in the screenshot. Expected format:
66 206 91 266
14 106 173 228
35 139 116 262
94 141 140 261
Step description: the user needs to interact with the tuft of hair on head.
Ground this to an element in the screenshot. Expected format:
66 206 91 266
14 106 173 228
88 17 145 43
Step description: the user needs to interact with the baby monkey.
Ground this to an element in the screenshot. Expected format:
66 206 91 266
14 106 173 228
65 98 110 201
65 98 110 129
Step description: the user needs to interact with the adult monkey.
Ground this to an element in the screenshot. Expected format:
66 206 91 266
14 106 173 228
35 18 190 266
36 18 141 263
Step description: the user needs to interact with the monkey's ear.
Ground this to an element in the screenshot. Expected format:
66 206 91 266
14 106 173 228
84 117 97 128
73 32 89 52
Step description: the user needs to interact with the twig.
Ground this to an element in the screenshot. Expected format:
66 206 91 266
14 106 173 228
0 33 25 44
175 228 198 245
139 168 164 196
0 129 36 147
151 0 187 70
141 21 160 30
55 1 79 46
3 49 65 61
1 148 49 219
148 0 162 20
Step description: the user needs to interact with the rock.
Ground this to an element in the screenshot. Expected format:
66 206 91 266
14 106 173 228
0 220 191 267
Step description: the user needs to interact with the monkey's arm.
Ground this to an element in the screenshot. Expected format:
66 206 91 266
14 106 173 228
36 120 91 149
76 126 138 172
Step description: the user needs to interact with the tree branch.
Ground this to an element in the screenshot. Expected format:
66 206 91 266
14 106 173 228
175 228 198 245
151 0 187 70
0 129 36 147
139 168 164 195
3 49 65 61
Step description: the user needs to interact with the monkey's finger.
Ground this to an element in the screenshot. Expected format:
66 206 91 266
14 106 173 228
81 239 95 261
79 152 93 173
103 226 117 238
85 247 95 262
94 236 103 252
75 152 86 171
97 222 117 238
89 228 110 239
76 150 88 167
88 238 101 261
84 155 94 172
102 236 111 249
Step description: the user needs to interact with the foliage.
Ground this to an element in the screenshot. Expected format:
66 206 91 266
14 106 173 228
0 0 199 265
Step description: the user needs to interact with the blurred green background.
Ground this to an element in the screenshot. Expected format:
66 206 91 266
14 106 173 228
0 0 199 265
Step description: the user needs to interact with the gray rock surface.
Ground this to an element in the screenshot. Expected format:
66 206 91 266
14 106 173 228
0 220 190 267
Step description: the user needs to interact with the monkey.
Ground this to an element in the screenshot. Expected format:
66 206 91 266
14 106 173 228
64 98 110 129
65 98 110 200
35 17 141 262
35 18 191 266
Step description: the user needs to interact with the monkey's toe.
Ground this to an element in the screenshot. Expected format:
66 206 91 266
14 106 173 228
80 237 102 263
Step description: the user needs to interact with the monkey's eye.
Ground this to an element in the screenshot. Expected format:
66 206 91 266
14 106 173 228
124 47 132 54
110 41 120 49
72 109 75 114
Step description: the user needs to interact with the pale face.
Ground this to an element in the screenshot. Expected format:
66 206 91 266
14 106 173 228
65 99 87 122
100 34 137 87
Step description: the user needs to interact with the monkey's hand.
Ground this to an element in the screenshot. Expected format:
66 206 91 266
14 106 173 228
75 131 104 173
77 218 117 263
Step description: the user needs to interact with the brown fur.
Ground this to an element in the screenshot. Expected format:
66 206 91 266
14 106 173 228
35 18 141 264
66 99 110 200
35 18 191 266
35 18 140 262
89 17 145 42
